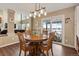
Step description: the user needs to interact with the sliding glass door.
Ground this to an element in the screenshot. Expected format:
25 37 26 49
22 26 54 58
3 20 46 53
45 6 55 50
41 15 64 43
51 21 62 42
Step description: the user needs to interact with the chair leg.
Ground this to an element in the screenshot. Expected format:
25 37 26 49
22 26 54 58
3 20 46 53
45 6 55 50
77 50 79 55
51 49 53 55
24 51 26 56
43 50 44 53
42 50 45 55
46 51 49 56
47 51 49 56
19 49 21 56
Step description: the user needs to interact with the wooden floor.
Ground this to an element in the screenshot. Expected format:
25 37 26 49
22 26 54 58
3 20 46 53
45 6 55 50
0 43 78 56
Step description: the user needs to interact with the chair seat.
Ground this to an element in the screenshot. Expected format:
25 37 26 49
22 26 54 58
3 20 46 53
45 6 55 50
40 44 48 50
42 41 47 44
41 43 47 46
26 42 30 45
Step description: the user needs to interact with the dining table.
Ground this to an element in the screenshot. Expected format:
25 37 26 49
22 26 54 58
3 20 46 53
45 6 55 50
25 34 48 56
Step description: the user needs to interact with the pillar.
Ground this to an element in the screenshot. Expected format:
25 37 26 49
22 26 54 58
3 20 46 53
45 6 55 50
7 9 15 35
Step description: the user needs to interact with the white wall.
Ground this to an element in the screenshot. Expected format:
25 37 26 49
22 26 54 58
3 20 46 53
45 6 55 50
0 9 19 48
76 6 79 36
75 6 79 50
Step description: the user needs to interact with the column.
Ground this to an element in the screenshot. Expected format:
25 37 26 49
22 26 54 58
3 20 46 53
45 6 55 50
7 9 15 35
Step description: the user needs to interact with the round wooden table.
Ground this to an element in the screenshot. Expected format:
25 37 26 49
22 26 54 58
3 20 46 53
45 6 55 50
25 35 47 56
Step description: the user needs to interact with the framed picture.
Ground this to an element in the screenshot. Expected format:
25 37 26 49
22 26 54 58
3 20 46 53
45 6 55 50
65 17 70 23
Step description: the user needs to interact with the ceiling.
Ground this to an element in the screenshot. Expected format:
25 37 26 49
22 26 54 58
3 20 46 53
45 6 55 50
0 3 78 14
0 3 78 23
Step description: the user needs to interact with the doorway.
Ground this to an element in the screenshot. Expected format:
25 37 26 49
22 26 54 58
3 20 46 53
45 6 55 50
51 15 65 44
41 15 65 44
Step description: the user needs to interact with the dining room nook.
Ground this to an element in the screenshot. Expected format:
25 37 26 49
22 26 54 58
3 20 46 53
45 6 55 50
0 3 79 56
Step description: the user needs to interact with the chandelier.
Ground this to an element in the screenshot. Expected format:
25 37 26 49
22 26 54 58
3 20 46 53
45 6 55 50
26 3 47 19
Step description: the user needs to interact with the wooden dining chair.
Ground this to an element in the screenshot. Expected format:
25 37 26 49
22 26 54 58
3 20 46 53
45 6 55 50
49 32 55 55
17 32 33 56
41 30 48 44
76 35 79 55
40 32 55 56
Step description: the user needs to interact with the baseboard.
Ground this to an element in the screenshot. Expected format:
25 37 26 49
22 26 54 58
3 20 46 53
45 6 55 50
53 42 75 48
0 41 19 48
0 41 75 49
62 44 75 48
53 42 62 45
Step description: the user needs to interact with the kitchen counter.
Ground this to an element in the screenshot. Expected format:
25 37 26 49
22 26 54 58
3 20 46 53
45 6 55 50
0 34 8 37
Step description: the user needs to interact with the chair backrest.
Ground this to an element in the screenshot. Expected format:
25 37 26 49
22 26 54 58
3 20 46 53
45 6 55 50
17 32 26 47
76 35 79 43
47 32 55 49
76 35 79 49
25 29 32 35
49 32 55 40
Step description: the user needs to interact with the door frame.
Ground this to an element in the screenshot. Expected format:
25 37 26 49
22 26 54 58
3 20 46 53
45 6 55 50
41 15 65 45
50 15 65 45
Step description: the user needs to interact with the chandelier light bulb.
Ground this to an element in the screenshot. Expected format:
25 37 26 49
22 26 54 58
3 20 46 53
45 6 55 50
29 13 32 17
40 9 43 14
26 16 29 19
38 14 41 17
33 15 36 18
34 11 37 16
44 11 47 16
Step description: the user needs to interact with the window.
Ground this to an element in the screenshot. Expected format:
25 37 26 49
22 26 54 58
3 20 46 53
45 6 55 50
43 22 46 28
42 20 51 33
15 23 26 30
14 23 30 30
26 23 30 30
